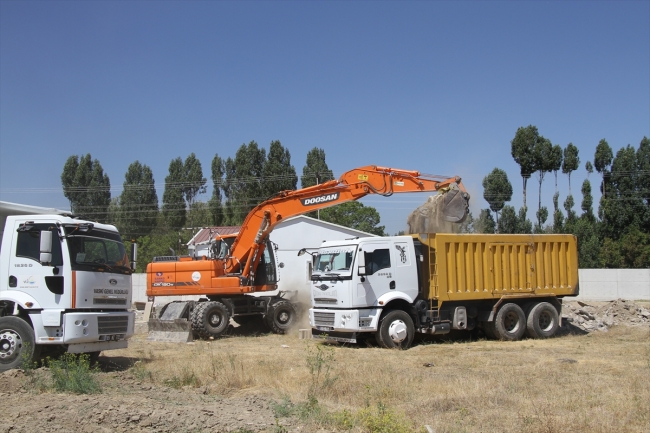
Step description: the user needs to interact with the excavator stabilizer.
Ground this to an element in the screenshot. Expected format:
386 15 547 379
441 183 470 223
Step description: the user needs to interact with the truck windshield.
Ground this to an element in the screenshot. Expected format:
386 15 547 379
313 246 356 277
64 227 130 274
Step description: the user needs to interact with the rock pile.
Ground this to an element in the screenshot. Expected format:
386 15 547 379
562 299 650 333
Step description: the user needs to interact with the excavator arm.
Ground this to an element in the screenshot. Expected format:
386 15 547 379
229 165 470 282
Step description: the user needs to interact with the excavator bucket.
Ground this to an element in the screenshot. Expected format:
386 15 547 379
441 183 470 223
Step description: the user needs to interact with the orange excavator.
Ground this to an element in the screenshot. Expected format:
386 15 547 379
146 165 470 339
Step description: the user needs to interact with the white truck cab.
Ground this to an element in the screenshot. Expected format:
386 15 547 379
0 202 135 370
308 236 420 346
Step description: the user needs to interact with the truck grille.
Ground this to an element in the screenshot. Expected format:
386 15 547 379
313 312 335 326
94 298 127 306
97 315 129 334
314 298 337 305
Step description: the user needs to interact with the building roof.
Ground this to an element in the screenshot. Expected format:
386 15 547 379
187 226 240 246
187 215 378 247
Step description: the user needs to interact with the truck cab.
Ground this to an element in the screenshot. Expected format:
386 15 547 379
309 236 419 345
0 211 135 371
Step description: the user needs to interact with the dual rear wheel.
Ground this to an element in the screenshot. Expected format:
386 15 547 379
486 301 559 341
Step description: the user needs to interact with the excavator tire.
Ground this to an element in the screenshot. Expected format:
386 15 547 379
191 301 230 339
265 300 296 334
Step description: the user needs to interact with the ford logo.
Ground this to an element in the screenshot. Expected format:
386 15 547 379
109 279 117 286
318 284 329 291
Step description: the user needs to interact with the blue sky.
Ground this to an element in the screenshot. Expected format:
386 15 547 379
1 1 648 235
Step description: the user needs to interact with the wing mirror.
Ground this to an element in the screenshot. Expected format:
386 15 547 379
39 230 53 265
357 249 366 276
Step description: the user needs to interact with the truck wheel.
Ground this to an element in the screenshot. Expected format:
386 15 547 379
0 317 41 372
265 300 296 334
375 310 415 349
526 302 559 339
493 303 526 341
191 301 230 339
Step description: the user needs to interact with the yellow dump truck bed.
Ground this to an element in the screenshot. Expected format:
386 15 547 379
414 233 579 303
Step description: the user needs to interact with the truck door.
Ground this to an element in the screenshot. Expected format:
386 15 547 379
7 222 66 308
354 242 393 307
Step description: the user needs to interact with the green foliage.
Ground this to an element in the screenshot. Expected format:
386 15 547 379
183 153 207 228
511 125 540 208
61 153 111 223
535 206 549 233
301 147 334 188
482 167 513 221
319 202 385 236
474 209 495 234
48 353 101 394
305 344 338 400
223 141 267 224
562 143 580 193
163 367 200 389
585 160 594 177
134 230 188 272
117 161 158 239
209 153 225 225
162 157 187 230
550 144 564 191
572 217 600 268
594 138 613 174
263 140 298 198
357 402 413 433
517 206 533 234
580 179 594 221
497 205 518 234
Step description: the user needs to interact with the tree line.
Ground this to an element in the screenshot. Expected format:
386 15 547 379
477 125 649 268
61 141 385 271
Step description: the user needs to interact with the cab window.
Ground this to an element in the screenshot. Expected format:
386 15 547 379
16 224 63 266
364 249 390 275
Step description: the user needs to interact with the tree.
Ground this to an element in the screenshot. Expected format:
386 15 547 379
223 141 266 224
497 205 518 234
572 218 600 268
301 147 334 188
535 207 549 233
510 125 539 211
60 153 111 222
580 179 594 222
636 137 650 233
482 168 513 226
183 153 207 229
563 195 577 231
550 144 563 193
162 157 186 230
594 138 613 199
118 161 158 239
473 209 495 234
585 161 593 178
319 202 385 236
533 136 554 228
562 143 580 195
209 154 225 226
517 206 532 234
262 140 297 198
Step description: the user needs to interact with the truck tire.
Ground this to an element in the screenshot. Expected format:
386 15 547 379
265 300 296 334
493 303 526 341
0 316 41 372
375 310 415 349
191 301 230 339
526 302 559 339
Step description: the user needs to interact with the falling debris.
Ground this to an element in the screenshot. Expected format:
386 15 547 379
407 194 462 234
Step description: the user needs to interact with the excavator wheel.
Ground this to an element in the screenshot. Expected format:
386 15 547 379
265 300 297 334
191 301 231 339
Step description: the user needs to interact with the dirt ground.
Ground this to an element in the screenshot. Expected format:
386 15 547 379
1 299 648 433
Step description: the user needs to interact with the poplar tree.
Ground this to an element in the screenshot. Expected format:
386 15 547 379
510 125 539 211
262 140 297 198
118 161 158 239
162 157 186 230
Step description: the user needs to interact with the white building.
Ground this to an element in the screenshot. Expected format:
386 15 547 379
187 215 377 299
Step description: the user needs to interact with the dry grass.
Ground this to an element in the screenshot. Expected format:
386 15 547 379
105 326 650 432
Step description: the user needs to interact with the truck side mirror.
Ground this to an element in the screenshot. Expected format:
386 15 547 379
39 230 53 265
297 248 307 257
357 250 366 276
131 242 138 271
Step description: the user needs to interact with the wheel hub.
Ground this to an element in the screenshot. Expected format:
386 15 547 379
0 331 19 359
503 312 521 333
209 313 222 327
278 312 290 324
538 311 553 331
388 320 407 343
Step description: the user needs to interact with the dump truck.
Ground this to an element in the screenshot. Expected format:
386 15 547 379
146 166 471 339
308 233 579 348
0 201 136 370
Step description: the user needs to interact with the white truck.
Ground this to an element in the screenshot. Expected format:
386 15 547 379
0 201 136 370
308 233 579 349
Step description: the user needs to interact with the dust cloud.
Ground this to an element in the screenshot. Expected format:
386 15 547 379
406 194 462 234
